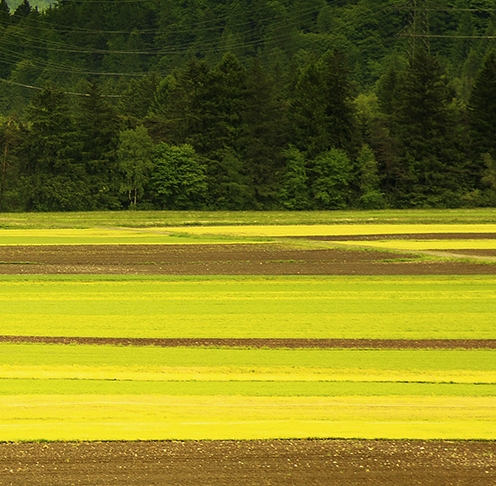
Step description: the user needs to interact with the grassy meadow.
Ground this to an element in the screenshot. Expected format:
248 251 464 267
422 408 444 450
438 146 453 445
1 208 496 229
0 209 495 441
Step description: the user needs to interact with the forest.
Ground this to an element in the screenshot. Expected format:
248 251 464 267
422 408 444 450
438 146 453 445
0 0 495 211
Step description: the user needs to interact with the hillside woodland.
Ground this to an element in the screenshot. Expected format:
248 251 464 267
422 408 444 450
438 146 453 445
1 0 496 211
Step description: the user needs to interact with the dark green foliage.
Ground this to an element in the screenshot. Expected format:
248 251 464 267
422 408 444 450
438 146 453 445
355 144 386 209
278 146 310 210
386 49 463 207
468 51 496 166
239 59 286 207
310 148 352 210
12 0 30 23
77 81 121 209
0 117 21 211
151 143 207 209
289 50 356 159
0 0 495 210
0 0 10 25
17 84 90 211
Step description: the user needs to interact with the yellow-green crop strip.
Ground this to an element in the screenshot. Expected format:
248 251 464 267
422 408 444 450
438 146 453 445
1 223 496 245
0 228 271 245
0 275 495 339
335 239 496 251
1 344 495 441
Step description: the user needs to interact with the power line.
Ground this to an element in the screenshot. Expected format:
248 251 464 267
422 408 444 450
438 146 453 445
0 0 368 77
0 76 121 96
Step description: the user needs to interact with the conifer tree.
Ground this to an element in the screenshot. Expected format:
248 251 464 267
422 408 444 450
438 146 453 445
390 49 462 206
240 59 286 207
77 81 122 208
0 0 10 25
19 84 89 211
289 50 356 159
468 50 496 177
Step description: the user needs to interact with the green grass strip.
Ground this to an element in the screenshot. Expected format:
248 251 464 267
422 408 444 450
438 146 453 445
2 208 496 229
1 378 495 396
1 344 495 372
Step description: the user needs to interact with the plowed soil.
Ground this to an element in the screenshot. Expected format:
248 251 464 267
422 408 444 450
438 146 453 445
1 335 495 349
1 440 494 486
0 242 495 274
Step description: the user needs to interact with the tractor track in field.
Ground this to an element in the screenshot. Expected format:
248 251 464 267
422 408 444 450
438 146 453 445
1 335 495 349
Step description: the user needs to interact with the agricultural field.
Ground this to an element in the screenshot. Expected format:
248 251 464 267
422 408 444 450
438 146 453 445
0 210 495 485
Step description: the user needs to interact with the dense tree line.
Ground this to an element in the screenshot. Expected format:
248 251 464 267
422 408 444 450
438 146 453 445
0 0 496 211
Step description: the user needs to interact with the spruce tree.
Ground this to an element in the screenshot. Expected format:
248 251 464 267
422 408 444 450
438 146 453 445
77 81 122 208
468 50 496 185
19 84 89 211
390 49 462 206
289 50 356 159
240 59 286 208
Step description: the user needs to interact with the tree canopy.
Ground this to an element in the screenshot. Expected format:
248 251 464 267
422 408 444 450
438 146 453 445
1 0 496 210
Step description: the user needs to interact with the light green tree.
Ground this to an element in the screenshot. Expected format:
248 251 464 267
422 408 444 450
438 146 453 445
355 144 385 209
311 148 352 209
151 143 207 209
117 125 154 207
278 146 310 210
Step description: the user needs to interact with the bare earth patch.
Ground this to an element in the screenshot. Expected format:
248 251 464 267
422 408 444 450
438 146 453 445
0 243 495 275
0 440 494 486
1 335 495 349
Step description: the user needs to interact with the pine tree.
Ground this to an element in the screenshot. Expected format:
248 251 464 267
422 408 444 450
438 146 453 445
390 49 462 206
289 50 356 159
468 50 496 183
77 81 122 208
240 59 286 208
19 84 89 211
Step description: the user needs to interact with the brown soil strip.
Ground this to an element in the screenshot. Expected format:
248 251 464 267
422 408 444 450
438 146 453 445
1 440 494 486
0 244 495 275
1 335 495 349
